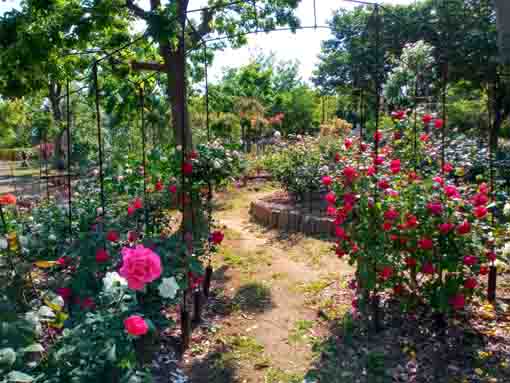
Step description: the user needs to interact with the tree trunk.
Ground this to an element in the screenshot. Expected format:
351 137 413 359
48 80 66 169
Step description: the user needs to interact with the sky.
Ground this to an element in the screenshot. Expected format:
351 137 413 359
0 0 415 83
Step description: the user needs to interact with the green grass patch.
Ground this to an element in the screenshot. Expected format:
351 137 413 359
232 281 273 313
288 319 314 345
265 367 304 383
219 246 273 274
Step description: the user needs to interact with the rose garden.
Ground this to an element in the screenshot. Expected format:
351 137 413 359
1 1 510 382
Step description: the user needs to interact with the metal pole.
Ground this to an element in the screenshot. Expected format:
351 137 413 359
139 86 148 228
204 46 210 142
93 62 106 217
66 79 72 236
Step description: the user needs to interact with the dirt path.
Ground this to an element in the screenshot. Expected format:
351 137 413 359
183 185 354 382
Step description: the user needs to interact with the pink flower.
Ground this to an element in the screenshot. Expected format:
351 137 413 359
438 222 455 235
463 255 478 266
57 256 72 267
390 159 401 174
335 226 347 240
427 201 443 216
133 198 143 210
374 156 385 166
422 114 433 124
473 205 488 219
449 294 465 310
322 176 332 186
457 220 471 235
95 248 109 263
422 262 435 274
418 237 433 250
443 163 454 173
419 133 429 142
367 166 376 176
124 315 149 336
479 183 489 195
434 118 444 129
444 185 459 199
408 172 418 182
384 208 399 221
119 245 162 290
471 193 489 207
127 231 139 242
344 138 353 149
211 231 224 245
391 110 406 120
343 166 358 183
127 205 135 216
182 161 193 176
432 176 444 186
343 193 356 206
168 184 177 193
325 192 336 204
464 278 477 289
106 230 120 242
327 206 337 216
379 266 393 281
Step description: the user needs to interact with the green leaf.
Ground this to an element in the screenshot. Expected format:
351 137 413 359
22 344 44 353
6 371 35 383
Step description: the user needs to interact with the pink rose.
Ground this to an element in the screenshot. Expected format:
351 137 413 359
119 245 162 290
124 315 149 336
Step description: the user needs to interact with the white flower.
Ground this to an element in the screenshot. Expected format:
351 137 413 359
96 207 103 216
504 202 510 217
158 277 180 299
0 348 16 366
274 130 281 139
48 234 57 242
0 237 7 249
502 243 510 258
103 272 127 293
176 145 183 152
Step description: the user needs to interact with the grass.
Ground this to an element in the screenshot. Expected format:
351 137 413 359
219 246 273 274
232 281 273 313
287 237 333 268
288 319 314 345
265 367 304 383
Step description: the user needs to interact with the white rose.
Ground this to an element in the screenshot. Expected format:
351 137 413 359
503 202 510 217
103 272 127 293
158 277 180 299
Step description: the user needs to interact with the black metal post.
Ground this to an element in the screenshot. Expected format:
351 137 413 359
93 62 106 217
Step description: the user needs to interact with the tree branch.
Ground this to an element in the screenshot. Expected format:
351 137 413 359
191 8 214 44
131 61 166 72
125 0 149 20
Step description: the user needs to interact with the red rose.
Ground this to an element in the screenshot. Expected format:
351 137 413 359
133 198 143 210
211 230 224 245
419 133 429 142
378 179 390 190
325 192 336 204
390 159 401 174
322 176 333 186
124 315 149 336
405 257 417 268
486 251 496 262
457 220 471 235
374 156 384 166
421 262 435 274
479 183 489 194
373 131 383 142
422 114 433 124
127 205 135 216
189 272 205 289
427 201 443 216
80 297 95 310
382 221 392 231
438 222 455 235
406 214 418 229
360 143 368 152
335 226 347 240
367 166 376 176
168 184 177 193
336 247 345 258
464 278 477 289
480 265 489 275
379 266 393 281
344 138 353 149
155 180 164 191
471 193 489 207
393 131 402 141
106 230 120 242
432 176 444 186
443 163 454 173
182 161 193 176
334 153 341 163
57 256 72 267
343 166 358 183
95 248 109 263
463 255 478 266
408 172 418 182
444 185 459 199
56 287 72 301
473 205 488 219
393 284 404 295
189 150 199 160
449 294 465 310
326 206 337 217
434 118 444 129
384 208 399 221
128 231 139 242
418 237 433 250
343 193 356 206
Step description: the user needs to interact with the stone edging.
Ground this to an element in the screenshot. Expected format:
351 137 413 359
249 199 336 237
